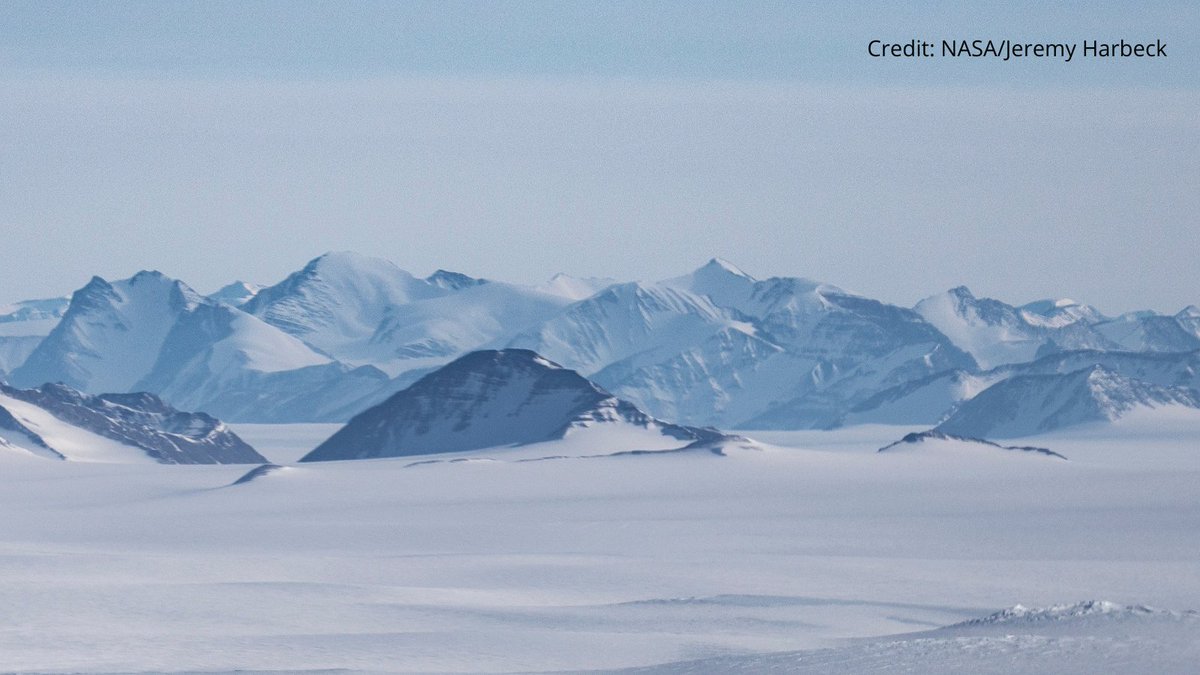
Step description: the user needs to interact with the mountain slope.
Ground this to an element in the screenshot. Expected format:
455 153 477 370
512 261 975 429
1020 297 1107 327
301 349 722 461
130 301 392 422
243 251 449 364
0 382 265 464
936 365 1200 438
0 296 69 347
10 272 201 393
365 281 575 375
1091 312 1200 353
914 286 1120 368
842 369 996 426
727 289 977 429
206 281 263 306
846 348 1200 429
508 281 736 377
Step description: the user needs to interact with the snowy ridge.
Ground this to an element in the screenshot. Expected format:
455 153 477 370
242 251 448 364
0 297 69 344
936 365 1200 438
878 430 1066 459
509 281 736 377
206 280 263 306
848 348 1200 432
539 272 618 300
426 269 487 291
11 271 202 393
367 280 573 375
953 600 1168 627
914 286 1116 369
0 382 265 464
1020 297 1107 327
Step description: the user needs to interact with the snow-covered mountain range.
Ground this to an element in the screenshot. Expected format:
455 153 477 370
1 252 1196 437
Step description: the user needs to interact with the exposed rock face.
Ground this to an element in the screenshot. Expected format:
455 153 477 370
301 349 723 462
0 382 267 464
878 430 1066 459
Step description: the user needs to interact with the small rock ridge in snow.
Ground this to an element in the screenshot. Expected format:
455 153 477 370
953 600 1177 627
426 269 487 291
230 463 289 485
878 430 1066 459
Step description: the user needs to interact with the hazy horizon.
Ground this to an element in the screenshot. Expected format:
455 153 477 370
2 2 1197 314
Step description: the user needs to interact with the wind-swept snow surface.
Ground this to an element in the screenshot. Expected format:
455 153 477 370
0 419 1196 672
602 601 1200 674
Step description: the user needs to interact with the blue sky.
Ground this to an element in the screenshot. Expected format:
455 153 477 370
1 1 1197 312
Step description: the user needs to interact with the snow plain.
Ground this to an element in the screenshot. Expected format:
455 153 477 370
0 417 1197 673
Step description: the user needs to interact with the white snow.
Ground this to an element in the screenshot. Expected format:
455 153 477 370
366 281 573 375
914 288 1043 368
12 272 197 393
539 272 618 300
208 311 332 374
244 251 449 364
0 419 1197 672
206 280 263 306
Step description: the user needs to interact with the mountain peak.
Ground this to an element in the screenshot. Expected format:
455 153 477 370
300 349 715 461
426 269 487 291
303 251 401 276
0 381 266 464
698 257 754 280
663 258 756 310
538 273 616 300
1022 297 1078 313
243 251 446 358
10 271 204 393
129 269 168 283
207 281 263 306
1177 305 1200 319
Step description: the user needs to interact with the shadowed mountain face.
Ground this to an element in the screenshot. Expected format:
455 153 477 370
301 349 719 462
0 382 266 464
